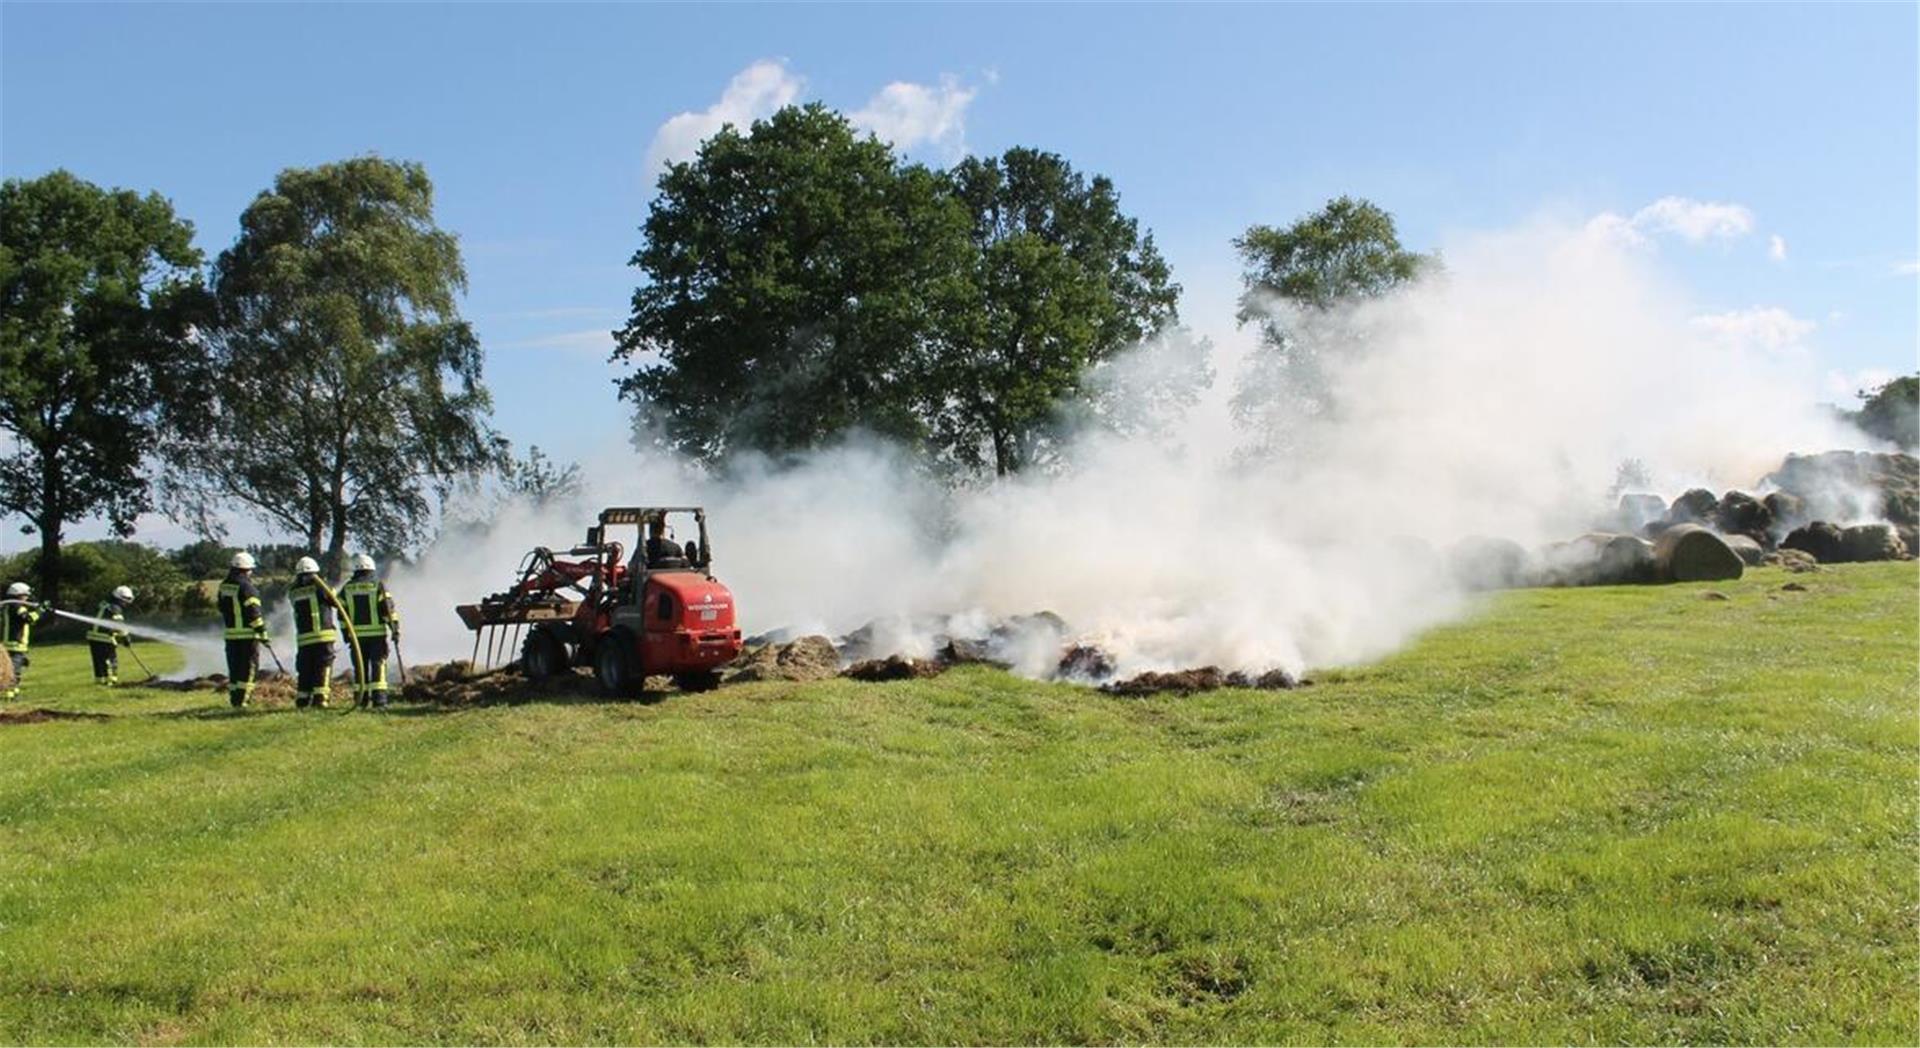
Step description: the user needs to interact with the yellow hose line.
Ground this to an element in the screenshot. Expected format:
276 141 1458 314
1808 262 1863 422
315 578 367 701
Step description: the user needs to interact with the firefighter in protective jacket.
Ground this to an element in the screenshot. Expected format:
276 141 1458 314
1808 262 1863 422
217 552 268 707
86 585 135 686
287 557 337 708
340 553 401 708
3 581 44 702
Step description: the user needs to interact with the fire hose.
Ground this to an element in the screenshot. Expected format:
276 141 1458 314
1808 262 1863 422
312 578 367 709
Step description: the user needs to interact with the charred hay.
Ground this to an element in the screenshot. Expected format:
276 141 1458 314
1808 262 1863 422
1101 666 1303 697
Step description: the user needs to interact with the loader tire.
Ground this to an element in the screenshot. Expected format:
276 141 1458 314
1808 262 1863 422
595 631 644 699
522 629 568 683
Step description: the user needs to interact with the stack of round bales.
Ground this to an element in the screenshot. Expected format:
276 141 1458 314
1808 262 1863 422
1448 536 1533 590
1653 523 1744 582
1539 532 1656 587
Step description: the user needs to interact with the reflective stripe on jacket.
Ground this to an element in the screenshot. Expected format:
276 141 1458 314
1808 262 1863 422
217 574 265 640
1 603 39 652
289 581 338 646
86 600 128 645
340 574 399 638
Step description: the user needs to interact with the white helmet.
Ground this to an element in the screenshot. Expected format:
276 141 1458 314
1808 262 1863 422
293 556 320 575
231 551 257 570
6 582 29 597
112 585 135 603
352 553 376 572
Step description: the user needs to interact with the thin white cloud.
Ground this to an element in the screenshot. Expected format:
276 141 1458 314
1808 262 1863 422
644 59 803 176
1895 259 1920 276
1690 306 1814 352
850 75 976 156
1585 196 1757 248
1767 234 1787 262
505 328 617 357
643 61 982 183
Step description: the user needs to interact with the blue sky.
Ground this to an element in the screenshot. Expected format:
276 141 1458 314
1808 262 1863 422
2 2 1915 546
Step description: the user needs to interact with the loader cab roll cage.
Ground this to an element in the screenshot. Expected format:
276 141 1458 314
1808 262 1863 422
588 507 714 600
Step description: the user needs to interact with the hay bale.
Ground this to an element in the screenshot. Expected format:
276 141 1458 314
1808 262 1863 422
1653 523 1744 582
1720 534 1765 567
1763 491 1807 531
1448 536 1534 590
726 634 840 683
940 637 1009 668
1057 644 1117 681
842 655 945 682
0 653 13 691
1713 491 1771 542
1781 521 1845 563
1840 523 1907 562
1616 493 1668 532
1760 548 1820 573
1539 533 1656 586
1668 488 1719 523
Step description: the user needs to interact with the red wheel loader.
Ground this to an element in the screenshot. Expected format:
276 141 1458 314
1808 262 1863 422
455 506 743 696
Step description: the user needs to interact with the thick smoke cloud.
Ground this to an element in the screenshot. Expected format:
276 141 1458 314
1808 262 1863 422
391 216 1870 677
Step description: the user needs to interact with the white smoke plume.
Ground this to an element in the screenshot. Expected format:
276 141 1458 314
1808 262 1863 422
392 215 1869 678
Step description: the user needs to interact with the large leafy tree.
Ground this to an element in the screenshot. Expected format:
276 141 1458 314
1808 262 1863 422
617 104 973 462
166 157 500 573
1232 196 1433 452
933 149 1182 476
0 171 207 604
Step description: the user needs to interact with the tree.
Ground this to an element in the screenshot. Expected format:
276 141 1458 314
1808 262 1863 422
617 105 973 463
1231 196 1434 452
165 157 500 574
501 445 583 507
1851 374 1918 449
932 149 1183 476
0 171 207 604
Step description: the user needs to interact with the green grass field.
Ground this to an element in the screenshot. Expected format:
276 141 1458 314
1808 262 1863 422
2 564 1915 1045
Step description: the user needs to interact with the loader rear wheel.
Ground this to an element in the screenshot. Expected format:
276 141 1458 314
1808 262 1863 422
595 632 644 699
522 630 567 682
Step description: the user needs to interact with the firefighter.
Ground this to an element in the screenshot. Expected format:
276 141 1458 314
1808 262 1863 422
217 552 268 707
645 517 684 567
340 553 401 708
287 556 337 709
85 585 135 686
3 581 45 702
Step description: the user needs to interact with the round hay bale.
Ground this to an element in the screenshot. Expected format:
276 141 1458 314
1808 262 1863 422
1668 488 1719 523
1712 491 1771 542
1616 493 1667 532
1653 523 1744 582
1448 536 1534 590
1898 526 1919 560
1542 532 1656 586
1840 523 1907 562
1781 521 1845 563
1720 533 1765 566
1762 491 1807 531
0 652 14 691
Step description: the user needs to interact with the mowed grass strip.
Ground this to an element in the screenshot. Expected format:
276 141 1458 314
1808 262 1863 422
0 563 1913 1044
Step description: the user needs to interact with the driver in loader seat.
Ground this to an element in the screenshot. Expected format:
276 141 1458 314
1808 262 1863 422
644 517 687 569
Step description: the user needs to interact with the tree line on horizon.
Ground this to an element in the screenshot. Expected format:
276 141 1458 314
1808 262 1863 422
5 104 1913 604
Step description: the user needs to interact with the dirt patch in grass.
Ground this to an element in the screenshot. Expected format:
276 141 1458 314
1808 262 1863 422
0 707 111 725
